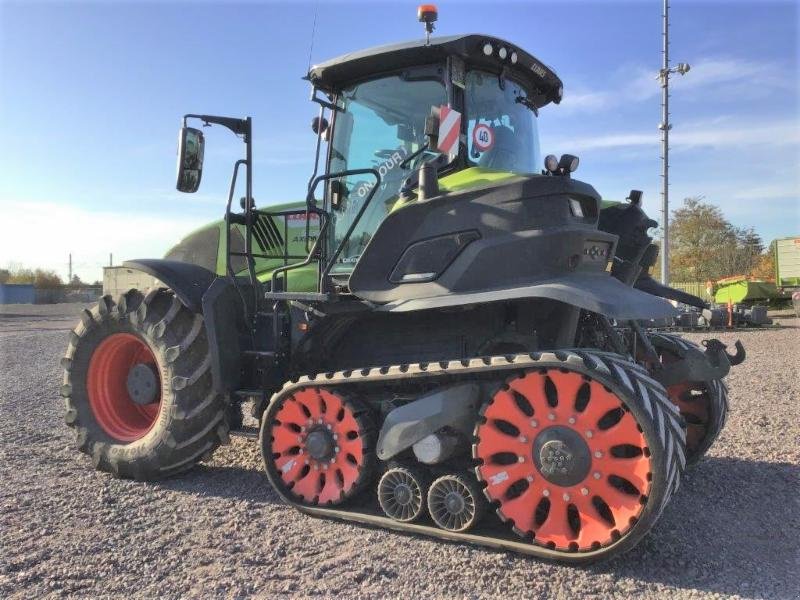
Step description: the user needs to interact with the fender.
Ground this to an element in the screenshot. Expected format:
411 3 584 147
124 259 243 393
376 383 480 461
123 259 215 313
378 272 679 321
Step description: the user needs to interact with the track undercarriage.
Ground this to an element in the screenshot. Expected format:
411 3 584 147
260 349 685 563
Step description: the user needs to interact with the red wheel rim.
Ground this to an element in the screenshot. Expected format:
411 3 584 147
87 333 161 442
270 388 366 505
476 369 651 551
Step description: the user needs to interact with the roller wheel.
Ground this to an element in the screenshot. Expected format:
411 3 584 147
474 351 685 558
427 473 486 532
260 387 375 506
378 466 427 522
648 333 729 464
60 289 231 480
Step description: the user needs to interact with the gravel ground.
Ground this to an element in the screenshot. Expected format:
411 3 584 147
1 303 798 599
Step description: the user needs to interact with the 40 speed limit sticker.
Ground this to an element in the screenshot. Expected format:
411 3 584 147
472 123 495 152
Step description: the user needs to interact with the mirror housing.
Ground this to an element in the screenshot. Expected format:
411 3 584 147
311 116 329 136
424 112 439 149
329 179 345 211
176 126 205 193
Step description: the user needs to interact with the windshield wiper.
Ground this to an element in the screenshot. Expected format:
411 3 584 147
515 95 539 116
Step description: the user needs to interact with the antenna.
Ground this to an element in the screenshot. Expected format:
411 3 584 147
306 0 320 73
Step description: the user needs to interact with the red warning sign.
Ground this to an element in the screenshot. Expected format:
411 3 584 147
437 105 462 157
472 124 494 152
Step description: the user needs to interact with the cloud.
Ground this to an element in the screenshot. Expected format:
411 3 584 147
0 200 208 282
548 117 800 152
559 57 795 114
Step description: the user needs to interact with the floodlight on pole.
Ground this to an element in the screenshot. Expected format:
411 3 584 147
658 0 690 286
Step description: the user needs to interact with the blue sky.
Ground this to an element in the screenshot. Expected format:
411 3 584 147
1 0 798 282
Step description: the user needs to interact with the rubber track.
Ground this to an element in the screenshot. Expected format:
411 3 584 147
61 289 230 480
262 349 686 563
648 332 729 464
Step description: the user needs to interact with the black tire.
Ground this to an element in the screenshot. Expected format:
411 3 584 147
648 333 729 465
61 288 230 480
474 350 686 559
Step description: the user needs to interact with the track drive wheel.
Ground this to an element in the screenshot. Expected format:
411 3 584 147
474 351 685 558
261 388 375 506
378 466 428 522
61 289 231 480
648 333 729 465
427 473 486 532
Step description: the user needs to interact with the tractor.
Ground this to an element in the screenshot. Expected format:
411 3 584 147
61 7 744 563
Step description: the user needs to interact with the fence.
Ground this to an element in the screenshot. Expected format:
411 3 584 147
34 286 103 304
670 281 713 301
0 284 36 304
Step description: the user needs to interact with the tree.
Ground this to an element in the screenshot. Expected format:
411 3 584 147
2 265 63 287
749 244 776 280
669 197 769 282
35 270 64 288
0 268 9 284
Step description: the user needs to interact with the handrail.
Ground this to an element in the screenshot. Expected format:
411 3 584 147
224 159 250 326
304 168 381 285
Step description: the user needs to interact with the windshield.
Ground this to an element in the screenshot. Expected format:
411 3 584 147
328 74 446 273
465 70 540 174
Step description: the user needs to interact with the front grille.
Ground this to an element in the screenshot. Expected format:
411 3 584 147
252 214 285 253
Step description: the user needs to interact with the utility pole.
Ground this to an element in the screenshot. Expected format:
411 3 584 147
658 0 690 285
68 253 72 284
109 253 113 267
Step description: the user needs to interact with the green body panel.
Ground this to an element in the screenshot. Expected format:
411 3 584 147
165 200 320 290
773 237 800 290
390 167 522 213
714 277 783 304
438 167 523 192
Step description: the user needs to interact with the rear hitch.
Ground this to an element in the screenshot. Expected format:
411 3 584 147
704 338 746 366
652 337 745 387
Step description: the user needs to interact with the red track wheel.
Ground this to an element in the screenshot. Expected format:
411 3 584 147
86 333 161 442
264 388 374 506
475 368 653 552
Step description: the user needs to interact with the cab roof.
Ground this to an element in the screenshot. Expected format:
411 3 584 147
307 34 563 109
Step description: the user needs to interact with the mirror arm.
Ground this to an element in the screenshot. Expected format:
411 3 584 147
309 86 340 112
183 114 250 139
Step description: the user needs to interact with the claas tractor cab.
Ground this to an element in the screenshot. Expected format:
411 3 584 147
61 7 743 563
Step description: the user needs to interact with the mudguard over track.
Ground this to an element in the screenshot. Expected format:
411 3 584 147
259 350 686 563
377 273 679 321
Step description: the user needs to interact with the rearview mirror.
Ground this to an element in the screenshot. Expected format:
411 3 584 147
176 126 205 193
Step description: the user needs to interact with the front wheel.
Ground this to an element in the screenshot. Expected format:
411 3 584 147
61 289 230 479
